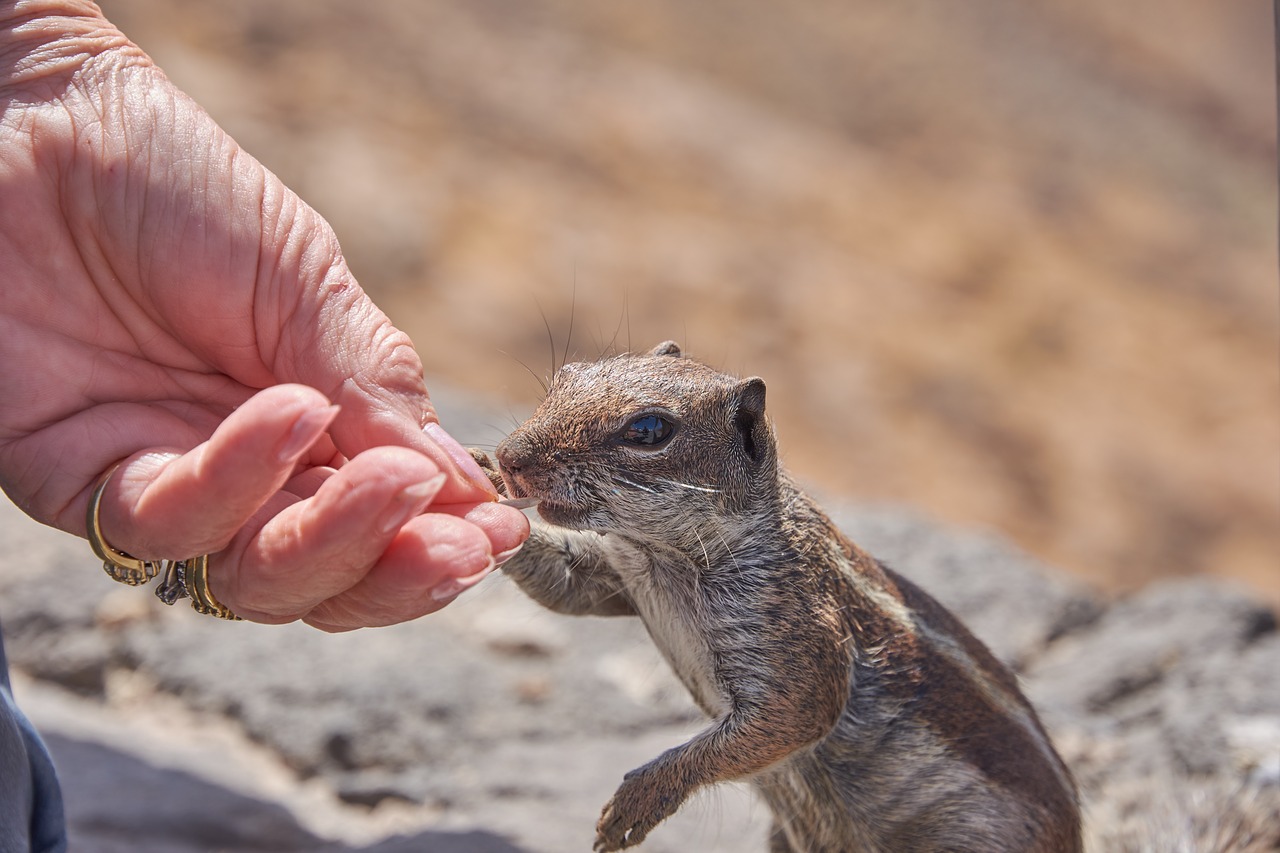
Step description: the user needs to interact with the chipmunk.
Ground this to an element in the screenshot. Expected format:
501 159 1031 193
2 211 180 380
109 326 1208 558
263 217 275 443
475 342 1081 853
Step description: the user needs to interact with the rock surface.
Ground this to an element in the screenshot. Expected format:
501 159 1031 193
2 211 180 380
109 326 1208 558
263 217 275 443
4 534 1277 853
1 388 1276 851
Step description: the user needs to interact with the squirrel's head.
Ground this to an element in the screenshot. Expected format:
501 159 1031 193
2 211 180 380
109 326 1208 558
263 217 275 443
496 341 778 538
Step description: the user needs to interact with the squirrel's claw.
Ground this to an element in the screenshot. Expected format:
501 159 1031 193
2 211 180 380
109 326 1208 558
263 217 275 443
594 766 688 851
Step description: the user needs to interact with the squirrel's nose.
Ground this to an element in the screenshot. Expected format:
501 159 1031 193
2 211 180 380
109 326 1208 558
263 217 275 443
495 435 532 475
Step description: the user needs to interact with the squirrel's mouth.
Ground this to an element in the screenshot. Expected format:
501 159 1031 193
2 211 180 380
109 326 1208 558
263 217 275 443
531 498 593 528
495 493 579 524
497 470 594 529
496 496 541 509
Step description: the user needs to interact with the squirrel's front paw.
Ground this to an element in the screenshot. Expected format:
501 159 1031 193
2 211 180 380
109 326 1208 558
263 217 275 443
467 448 508 496
594 765 689 851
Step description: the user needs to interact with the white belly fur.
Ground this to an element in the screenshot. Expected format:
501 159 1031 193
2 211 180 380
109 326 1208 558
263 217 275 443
602 534 728 718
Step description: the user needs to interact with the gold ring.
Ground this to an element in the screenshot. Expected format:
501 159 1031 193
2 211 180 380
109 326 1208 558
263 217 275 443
86 464 239 621
87 464 162 586
180 554 241 621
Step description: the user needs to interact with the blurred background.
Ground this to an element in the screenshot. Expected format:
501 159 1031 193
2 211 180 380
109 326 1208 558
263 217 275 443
3 4 1276 849
104 0 1278 603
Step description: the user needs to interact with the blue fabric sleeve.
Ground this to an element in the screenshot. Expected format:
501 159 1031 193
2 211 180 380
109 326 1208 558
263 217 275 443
0 628 67 853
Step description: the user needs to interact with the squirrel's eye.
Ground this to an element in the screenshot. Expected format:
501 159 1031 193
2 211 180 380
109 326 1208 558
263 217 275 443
622 414 675 447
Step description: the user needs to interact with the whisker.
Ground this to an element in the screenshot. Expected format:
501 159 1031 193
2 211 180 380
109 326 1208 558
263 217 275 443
502 407 523 430
532 292 558 375
652 477 721 494
693 526 713 573
499 349 549 394
609 287 629 357
564 267 577 369
713 528 743 576
612 474 658 494
480 419 520 442
592 313 609 362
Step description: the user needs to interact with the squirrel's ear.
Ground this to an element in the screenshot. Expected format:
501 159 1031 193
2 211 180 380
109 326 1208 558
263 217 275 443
649 341 683 358
732 378 768 463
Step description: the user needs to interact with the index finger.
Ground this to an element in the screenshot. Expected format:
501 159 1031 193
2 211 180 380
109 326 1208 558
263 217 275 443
280 293 496 504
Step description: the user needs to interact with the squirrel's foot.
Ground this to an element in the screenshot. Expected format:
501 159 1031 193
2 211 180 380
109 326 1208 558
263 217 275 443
467 448 508 496
594 764 689 851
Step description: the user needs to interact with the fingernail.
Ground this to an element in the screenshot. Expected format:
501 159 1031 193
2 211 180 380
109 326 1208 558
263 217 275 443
278 404 341 464
430 559 496 602
493 543 524 567
423 422 498 497
376 474 447 536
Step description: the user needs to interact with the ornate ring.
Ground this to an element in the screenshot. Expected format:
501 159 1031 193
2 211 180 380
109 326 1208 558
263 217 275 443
87 465 162 586
179 554 241 621
86 464 240 621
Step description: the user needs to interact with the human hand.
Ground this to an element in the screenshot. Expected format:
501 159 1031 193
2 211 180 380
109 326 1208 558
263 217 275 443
0 2 528 629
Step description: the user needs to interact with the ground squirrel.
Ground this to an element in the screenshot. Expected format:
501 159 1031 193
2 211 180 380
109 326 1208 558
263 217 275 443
476 342 1082 853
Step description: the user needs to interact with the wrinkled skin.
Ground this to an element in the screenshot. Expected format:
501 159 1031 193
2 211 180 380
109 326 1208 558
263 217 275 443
0 0 528 630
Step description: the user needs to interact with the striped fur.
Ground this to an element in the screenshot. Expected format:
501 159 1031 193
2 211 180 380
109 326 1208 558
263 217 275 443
488 343 1082 852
